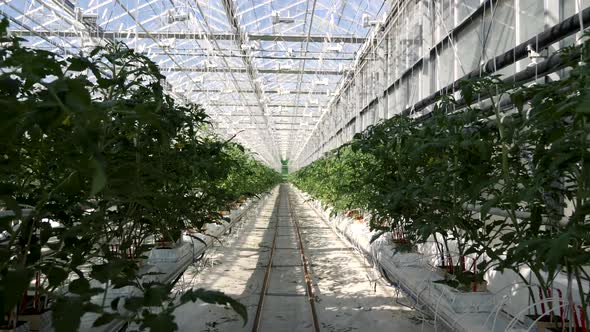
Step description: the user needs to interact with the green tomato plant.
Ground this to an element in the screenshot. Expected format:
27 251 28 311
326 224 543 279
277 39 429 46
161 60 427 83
0 19 280 331
290 31 590 325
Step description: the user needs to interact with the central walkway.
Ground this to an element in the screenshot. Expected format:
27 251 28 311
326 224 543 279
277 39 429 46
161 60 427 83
174 184 433 331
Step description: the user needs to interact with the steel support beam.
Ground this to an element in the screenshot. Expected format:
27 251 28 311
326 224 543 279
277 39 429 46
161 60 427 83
218 127 311 131
187 89 331 95
219 0 283 162
161 66 345 75
209 103 322 108
9 29 366 43
31 46 357 59
289 0 318 161
216 113 320 118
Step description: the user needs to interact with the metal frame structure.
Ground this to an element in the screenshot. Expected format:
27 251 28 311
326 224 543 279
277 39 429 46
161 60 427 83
1 0 389 169
292 0 590 170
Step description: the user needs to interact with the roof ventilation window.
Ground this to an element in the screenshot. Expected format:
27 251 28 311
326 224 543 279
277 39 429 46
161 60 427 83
75 9 101 32
362 13 382 28
326 43 343 53
272 11 295 25
167 9 190 24
313 79 329 86
59 0 75 11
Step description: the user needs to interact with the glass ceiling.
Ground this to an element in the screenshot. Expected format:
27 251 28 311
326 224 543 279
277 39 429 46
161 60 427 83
1 0 389 169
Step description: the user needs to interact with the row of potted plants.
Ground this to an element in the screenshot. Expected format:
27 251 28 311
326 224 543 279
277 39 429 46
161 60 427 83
0 19 280 331
290 35 590 330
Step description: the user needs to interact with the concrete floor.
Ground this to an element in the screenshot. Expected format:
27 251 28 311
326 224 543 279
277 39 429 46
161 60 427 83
173 185 434 332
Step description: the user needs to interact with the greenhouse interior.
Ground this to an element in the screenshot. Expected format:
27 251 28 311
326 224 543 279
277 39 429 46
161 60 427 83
2 0 590 331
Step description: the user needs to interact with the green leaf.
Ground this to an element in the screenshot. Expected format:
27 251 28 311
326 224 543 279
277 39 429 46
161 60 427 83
0 18 8 35
574 90 590 114
46 267 69 288
92 313 117 327
91 158 106 196
67 57 90 72
69 277 90 295
90 263 111 284
110 297 120 311
0 268 30 312
0 77 19 97
140 310 178 331
479 198 499 219
52 297 84 332
143 284 169 306
39 221 53 244
476 260 488 272
180 288 248 324
463 246 479 256
123 297 143 312
461 83 474 106
0 183 17 196
511 92 525 113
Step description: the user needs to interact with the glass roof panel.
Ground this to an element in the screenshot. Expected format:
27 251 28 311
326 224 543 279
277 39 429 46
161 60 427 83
1 0 388 167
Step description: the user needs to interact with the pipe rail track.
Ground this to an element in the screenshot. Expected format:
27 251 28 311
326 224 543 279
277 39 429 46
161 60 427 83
251 185 321 332
287 189 321 332
251 191 281 332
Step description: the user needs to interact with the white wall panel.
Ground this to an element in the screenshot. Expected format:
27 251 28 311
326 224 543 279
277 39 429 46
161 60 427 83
296 0 590 168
